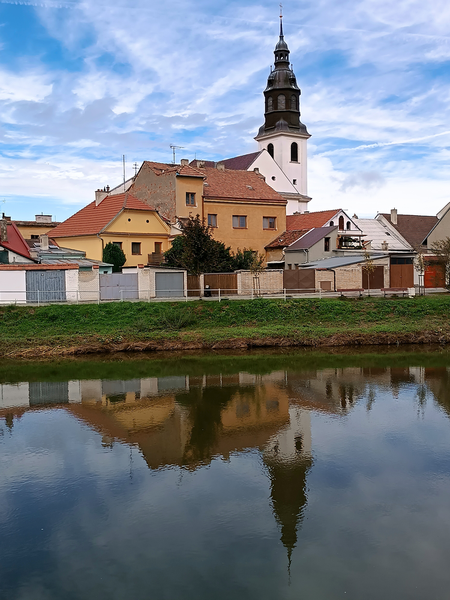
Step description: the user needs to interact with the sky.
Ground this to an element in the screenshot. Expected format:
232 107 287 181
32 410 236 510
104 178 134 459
1 0 450 222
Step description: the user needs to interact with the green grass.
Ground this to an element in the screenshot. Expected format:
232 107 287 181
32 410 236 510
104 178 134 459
1 295 449 355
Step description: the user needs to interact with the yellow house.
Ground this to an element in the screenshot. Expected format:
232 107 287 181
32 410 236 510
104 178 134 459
131 161 287 257
50 191 171 267
13 215 60 241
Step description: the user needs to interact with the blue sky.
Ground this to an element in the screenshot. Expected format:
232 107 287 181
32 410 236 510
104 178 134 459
1 0 450 221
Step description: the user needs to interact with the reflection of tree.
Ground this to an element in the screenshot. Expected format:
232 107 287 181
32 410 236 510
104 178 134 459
176 386 250 464
424 368 450 417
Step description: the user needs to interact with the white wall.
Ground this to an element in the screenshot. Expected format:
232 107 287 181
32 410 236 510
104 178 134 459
0 271 26 304
0 383 30 409
65 269 79 302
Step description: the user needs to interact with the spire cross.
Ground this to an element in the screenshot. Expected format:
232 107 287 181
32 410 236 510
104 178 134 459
280 3 283 18
279 4 284 37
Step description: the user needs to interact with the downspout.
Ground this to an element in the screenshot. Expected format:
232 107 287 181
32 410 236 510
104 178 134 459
332 269 336 291
97 233 104 257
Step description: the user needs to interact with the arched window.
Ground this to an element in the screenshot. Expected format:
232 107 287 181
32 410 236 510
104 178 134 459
267 97 273 112
330 221 334 227
339 216 344 230
290 95 297 110
346 221 351 230
277 94 285 110
290 142 298 162
267 143 274 158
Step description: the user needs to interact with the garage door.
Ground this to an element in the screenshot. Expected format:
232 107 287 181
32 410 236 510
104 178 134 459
155 272 184 298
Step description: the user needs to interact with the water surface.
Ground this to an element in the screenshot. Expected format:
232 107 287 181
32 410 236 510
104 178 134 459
1 349 450 599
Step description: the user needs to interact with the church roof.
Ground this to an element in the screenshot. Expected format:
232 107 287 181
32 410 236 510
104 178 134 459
286 210 341 230
219 152 262 171
51 192 157 238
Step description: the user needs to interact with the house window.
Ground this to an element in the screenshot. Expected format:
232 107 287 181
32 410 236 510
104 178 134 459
339 216 344 230
154 242 162 254
263 217 276 230
131 242 141 255
346 221 351 230
293 179 297 185
324 237 330 252
330 221 334 227
232 215 247 228
267 143 274 158
31 234 39 240
186 192 196 206
113 241 122 249
208 214 217 227
291 142 298 162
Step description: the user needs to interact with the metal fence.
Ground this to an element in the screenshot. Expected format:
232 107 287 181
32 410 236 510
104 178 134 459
0 285 443 306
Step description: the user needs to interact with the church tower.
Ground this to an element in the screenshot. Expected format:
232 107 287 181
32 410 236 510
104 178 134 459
255 15 310 205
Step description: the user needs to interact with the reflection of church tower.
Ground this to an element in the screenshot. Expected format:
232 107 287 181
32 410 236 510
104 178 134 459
255 15 311 213
263 406 313 566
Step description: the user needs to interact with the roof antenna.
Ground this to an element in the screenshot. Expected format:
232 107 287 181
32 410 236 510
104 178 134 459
170 145 184 164
122 155 126 190
133 162 139 177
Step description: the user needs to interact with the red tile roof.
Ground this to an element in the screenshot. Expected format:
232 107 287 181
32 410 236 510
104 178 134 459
143 161 205 178
0 263 78 270
286 210 340 230
201 167 285 203
265 229 310 249
1 222 33 260
379 213 438 247
51 193 156 238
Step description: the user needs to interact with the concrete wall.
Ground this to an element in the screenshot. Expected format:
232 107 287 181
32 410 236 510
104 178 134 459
132 266 187 299
65 269 79 302
78 269 100 302
237 269 283 294
0 270 26 303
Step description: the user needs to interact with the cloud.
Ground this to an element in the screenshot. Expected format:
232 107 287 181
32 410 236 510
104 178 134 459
339 171 386 192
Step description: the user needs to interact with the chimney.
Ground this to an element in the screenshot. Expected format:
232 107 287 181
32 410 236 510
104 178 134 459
381 241 389 251
390 208 398 225
180 159 189 166
217 163 225 171
0 220 8 242
40 234 49 251
95 189 108 206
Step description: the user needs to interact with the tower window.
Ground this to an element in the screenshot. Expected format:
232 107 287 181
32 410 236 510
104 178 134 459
277 94 285 110
267 97 273 111
267 143 274 158
290 142 298 162
291 95 297 110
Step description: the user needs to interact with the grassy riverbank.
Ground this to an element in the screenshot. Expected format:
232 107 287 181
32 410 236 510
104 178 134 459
1 295 450 358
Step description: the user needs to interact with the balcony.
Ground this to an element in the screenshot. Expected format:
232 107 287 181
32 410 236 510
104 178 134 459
148 253 165 266
338 236 363 250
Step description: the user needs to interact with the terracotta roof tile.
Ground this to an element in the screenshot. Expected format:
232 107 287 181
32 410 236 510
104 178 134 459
286 210 341 230
51 193 156 238
265 229 310 249
1 222 33 260
379 213 438 247
143 161 204 178
201 167 285 203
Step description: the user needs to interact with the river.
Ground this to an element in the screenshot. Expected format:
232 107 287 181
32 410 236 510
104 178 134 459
1 348 450 599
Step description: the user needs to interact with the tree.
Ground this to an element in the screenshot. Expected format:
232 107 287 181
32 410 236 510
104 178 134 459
103 242 126 272
429 237 450 289
164 215 258 275
414 245 425 295
362 249 375 294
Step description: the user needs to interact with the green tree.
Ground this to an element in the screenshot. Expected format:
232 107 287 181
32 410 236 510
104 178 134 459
165 215 253 275
103 242 126 273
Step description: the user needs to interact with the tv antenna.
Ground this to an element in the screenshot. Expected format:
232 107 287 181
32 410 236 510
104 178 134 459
133 162 139 177
170 145 184 164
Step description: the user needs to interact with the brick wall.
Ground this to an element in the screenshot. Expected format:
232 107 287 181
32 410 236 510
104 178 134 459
315 270 335 290
335 266 362 290
132 164 177 221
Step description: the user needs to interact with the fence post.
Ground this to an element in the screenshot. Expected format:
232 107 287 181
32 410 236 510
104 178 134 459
37 289 40 307
284 288 286 301
251 286 253 300
98 290 100 305
77 290 79 305
218 288 221 302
